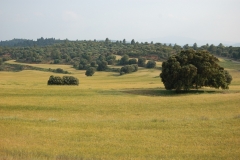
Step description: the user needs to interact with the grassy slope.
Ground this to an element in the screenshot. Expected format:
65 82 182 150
0 60 239 160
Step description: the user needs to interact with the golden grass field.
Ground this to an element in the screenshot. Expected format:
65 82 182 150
0 60 240 160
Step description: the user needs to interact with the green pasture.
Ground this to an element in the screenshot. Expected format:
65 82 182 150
0 60 240 159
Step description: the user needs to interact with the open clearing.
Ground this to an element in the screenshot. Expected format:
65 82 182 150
0 60 240 160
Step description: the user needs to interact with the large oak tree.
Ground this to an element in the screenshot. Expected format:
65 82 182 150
160 50 232 92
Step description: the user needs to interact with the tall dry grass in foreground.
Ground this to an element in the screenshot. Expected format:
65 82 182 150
0 61 240 159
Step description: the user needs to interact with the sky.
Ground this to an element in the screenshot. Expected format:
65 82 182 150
0 0 240 45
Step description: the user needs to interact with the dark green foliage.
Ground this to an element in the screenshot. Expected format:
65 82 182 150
85 67 95 76
48 75 79 85
53 59 60 64
131 39 135 45
193 43 198 50
0 39 184 67
132 64 138 72
183 44 189 50
1 38 239 72
53 68 69 74
0 38 62 47
138 57 146 67
97 61 108 71
62 76 79 85
78 59 89 70
90 61 97 67
123 39 126 44
146 60 156 68
120 64 138 75
47 75 63 85
106 54 116 65
119 55 129 65
55 68 63 73
128 58 137 65
160 50 232 92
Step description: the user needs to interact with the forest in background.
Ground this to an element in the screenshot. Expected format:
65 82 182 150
0 38 240 71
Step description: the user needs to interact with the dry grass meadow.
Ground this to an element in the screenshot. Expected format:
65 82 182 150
0 60 240 160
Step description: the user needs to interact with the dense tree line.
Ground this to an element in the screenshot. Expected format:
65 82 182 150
0 38 180 66
0 37 63 47
183 43 240 60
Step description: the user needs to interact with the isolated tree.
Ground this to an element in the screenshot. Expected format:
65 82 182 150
160 49 232 92
85 67 95 76
146 60 156 68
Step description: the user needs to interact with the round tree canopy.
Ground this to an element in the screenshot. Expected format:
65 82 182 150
160 50 232 92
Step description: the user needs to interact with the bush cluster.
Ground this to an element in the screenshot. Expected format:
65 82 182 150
120 64 138 75
48 75 79 85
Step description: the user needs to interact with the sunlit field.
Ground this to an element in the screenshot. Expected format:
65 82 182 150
0 60 240 160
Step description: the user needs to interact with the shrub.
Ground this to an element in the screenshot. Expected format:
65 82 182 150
62 76 79 85
48 75 79 85
47 75 63 85
146 60 156 68
85 67 95 76
138 57 146 67
120 64 138 75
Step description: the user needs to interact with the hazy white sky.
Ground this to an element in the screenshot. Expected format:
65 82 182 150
0 0 240 45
